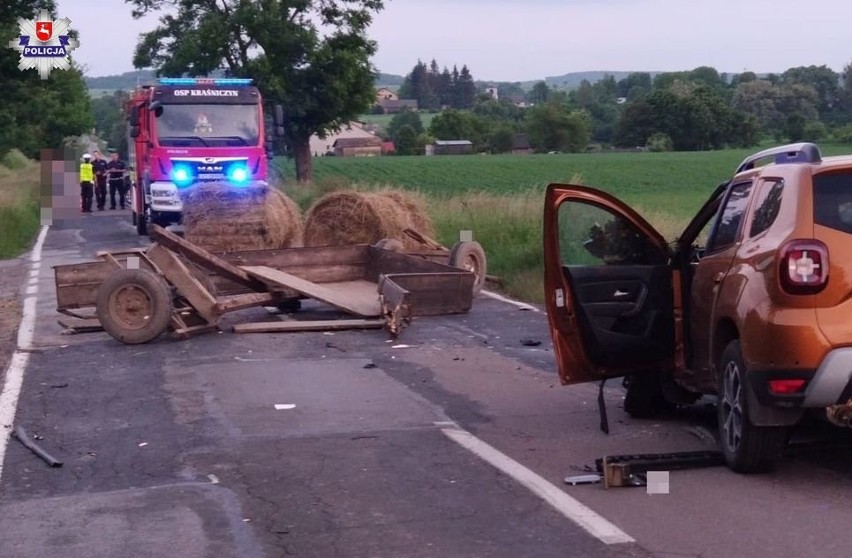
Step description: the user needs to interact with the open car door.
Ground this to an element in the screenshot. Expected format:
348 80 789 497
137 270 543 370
543 183 678 385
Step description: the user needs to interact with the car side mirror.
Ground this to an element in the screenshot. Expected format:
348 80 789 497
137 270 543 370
149 100 163 118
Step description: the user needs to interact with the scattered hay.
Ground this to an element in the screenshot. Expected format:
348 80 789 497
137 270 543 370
181 182 303 253
303 189 434 249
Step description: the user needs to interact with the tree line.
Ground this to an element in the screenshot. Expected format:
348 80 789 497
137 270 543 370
380 63 852 155
0 0 93 161
395 59 478 111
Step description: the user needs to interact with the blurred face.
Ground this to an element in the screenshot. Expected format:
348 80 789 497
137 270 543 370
93 151 101 159
111 153 118 161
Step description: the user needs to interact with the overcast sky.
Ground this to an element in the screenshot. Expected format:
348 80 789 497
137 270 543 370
56 0 851 81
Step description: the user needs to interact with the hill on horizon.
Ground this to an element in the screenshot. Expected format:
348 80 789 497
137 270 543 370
85 69 751 96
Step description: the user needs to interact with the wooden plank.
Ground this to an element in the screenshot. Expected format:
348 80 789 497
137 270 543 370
241 266 381 317
222 245 369 284
215 292 277 313
403 228 448 251
148 224 266 290
234 318 385 334
367 247 461 281
95 247 147 257
146 244 219 323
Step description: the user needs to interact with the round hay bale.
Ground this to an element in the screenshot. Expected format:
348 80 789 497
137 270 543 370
181 182 303 253
379 189 435 239
303 191 408 247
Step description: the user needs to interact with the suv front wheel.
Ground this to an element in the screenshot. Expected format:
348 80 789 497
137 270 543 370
718 340 787 473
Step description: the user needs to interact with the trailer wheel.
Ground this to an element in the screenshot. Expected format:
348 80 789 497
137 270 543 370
96 269 172 344
449 241 487 295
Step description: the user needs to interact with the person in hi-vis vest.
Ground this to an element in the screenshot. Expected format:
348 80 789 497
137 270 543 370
79 153 94 213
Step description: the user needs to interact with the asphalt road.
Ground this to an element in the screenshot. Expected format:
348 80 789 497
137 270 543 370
0 211 850 558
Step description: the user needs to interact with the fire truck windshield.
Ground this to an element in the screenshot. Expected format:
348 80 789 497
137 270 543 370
155 104 260 147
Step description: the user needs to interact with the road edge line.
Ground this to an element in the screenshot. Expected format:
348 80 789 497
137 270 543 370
480 289 541 312
438 423 634 545
0 225 50 483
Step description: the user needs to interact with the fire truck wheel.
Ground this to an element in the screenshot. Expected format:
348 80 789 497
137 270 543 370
449 241 487 295
97 269 172 344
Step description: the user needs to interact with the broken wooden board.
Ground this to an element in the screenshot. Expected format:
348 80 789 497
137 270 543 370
146 244 219 324
241 266 381 317
233 318 385 334
149 224 267 291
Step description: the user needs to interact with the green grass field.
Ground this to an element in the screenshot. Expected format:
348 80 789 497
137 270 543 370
276 143 851 302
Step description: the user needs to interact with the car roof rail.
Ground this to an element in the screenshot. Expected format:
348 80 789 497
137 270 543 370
735 142 822 174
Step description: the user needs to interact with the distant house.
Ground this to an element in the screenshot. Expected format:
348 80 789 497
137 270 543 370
381 141 396 155
376 87 398 102
377 99 419 114
432 140 473 156
310 121 376 156
485 86 498 100
333 136 383 157
512 133 532 155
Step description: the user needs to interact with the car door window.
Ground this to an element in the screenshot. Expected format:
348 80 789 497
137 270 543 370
749 179 784 237
706 182 753 252
558 201 666 267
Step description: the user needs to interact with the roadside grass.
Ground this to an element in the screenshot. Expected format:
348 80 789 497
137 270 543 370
0 151 40 259
275 143 852 302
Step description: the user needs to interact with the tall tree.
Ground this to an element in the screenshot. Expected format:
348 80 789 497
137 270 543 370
525 102 590 153
127 0 384 182
456 65 477 109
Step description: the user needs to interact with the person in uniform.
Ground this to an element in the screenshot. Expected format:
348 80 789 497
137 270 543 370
79 153 94 213
106 152 128 209
91 150 108 210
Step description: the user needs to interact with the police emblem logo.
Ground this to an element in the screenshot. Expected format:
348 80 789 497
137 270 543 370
7 9 79 80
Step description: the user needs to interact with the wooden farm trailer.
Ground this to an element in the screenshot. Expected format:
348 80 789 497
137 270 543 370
53 225 478 344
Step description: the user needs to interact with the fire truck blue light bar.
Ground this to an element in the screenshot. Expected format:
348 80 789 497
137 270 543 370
158 78 253 86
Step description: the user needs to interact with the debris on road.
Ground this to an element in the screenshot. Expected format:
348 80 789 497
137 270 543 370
274 404 297 410
520 338 542 347
13 426 63 468
595 451 724 488
564 474 602 485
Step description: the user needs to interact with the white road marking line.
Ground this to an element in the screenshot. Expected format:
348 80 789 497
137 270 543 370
438 422 634 545
480 290 541 312
0 225 50 483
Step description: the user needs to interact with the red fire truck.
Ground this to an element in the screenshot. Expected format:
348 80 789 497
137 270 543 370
126 77 283 235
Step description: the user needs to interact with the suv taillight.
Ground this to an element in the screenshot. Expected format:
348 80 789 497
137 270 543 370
779 239 829 294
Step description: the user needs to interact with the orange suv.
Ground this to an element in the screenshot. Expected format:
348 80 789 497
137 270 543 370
543 143 852 473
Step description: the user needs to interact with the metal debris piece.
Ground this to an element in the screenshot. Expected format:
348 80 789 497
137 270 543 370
564 474 602 486
13 426 63 468
520 338 542 347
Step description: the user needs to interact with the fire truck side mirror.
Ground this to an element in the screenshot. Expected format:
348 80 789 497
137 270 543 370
149 100 163 117
130 126 140 138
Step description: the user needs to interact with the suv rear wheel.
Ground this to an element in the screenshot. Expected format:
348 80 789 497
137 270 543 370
718 340 787 473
